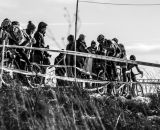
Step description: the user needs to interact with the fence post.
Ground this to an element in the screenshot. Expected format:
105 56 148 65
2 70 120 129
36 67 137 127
0 40 5 88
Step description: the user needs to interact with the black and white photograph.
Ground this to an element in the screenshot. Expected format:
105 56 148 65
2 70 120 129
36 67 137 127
0 0 160 129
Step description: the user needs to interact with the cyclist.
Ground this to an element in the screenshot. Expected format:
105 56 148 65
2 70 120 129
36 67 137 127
127 55 143 96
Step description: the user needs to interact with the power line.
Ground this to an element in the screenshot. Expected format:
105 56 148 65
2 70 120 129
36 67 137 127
80 0 160 6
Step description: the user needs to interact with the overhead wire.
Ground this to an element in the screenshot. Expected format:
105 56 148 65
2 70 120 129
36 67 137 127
80 0 160 6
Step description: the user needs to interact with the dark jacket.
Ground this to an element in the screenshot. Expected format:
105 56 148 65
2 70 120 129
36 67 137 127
76 39 88 68
66 41 75 66
33 31 45 63
33 31 45 48
76 39 88 53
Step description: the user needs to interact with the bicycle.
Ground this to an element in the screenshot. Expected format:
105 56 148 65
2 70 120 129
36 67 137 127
126 71 144 97
3 49 43 87
113 66 144 97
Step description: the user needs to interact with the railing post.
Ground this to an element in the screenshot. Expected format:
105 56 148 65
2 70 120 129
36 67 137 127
74 0 79 82
0 40 5 88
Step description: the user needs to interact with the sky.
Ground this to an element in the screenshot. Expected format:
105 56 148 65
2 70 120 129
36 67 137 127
0 0 160 77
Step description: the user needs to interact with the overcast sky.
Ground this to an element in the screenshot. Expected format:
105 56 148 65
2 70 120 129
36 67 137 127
0 0 160 75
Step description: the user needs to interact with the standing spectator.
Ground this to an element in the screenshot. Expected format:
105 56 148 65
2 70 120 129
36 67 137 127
112 37 121 58
76 34 88 68
97 34 105 53
87 40 97 54
66 34 75 66
23 21 36 61
65 34 75 77
84 40 97 73
118 43 127 81
95 34 106 79
105 39 118 81
33 21 47 64
33 21 47 84
118 43 127 94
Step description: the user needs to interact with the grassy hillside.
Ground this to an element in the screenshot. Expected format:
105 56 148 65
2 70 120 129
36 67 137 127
1 72 160 130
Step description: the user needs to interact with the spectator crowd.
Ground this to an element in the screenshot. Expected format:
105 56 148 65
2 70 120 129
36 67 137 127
0 18 143 90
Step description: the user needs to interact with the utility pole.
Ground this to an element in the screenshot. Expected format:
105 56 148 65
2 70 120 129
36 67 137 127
74 0 79 80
